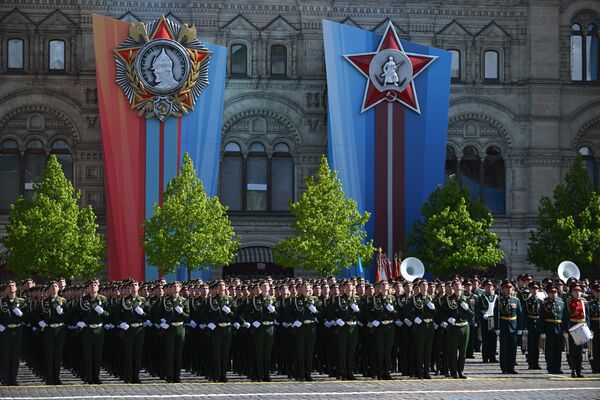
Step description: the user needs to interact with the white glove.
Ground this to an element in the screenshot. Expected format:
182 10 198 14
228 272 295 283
207 322 216 330
523 329 528 334
274 320 280 326
427 301 435 310
39 320 47 328
119 322 130 330
77 321 86 329
134 306 144 315
394 320 403 327
144 320 152 327
160 322 169 329
55 305 63 315
404 318 413 327
372 320 381 327
434 322 439 329
308 304 317 313
189 320 197 329
336 318 345 327
357 321 364 327
233 322 241 329
252 321 261 328
174 305 183 314
351 303 360 312
460 302 469 311
0 324 5 332
154 323 161 329
367 322 373 328
517 330 523 335
495 330 500 335
415 317 423 325
160 318 166 323
293 320 302 328
243 322 251 329
385 304 394 312
541 333 546 339
448 317 456 325
13 307 23 317
474 323 478 327
267 304 276 313
199 324 207 330
94 305 104 314
222 305 231 314
324 321 331 328
282 322 289 328
441 322 448 328
330 320 337 326
32 326 37 332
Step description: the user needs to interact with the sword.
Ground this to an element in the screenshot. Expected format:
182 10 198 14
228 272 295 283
522 330 528 355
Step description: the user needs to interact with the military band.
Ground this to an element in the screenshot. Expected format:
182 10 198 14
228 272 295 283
0 274 598 386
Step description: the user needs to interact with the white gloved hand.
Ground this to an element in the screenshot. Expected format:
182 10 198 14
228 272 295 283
427 301 435 310
404 318 413 327
207 322 216 330
441 322 449 328
460 302 469 311
199 324 207 330
154 323 161 329
386 304 394 312
351 303 360 312
517 330 523 335
522 329 528 334
448 317 456 325
252 321 261 328
282 322 290 328
274 320 280 326
308 304 317 313
474 323 478 327
233 322 241 329
174 305 183 314
160 322 170 329
267 304 276 313
134 306 144 315
367 322 373 328
336 318 345 327
0 324 5 332
13 307 23 317
94 305 104 315
32 326 37 332
119 322 130 330
160 318 166 323
495 330 500 335
415 317 423 325
293 320 302 328
541 333 546 339
144 320 152 327
222 305 231 314
243 322 251 329
39 320 47 328
394 320 403 327
324 321 331 328
189 320 197 329
357 321 364 327
77 321 86 329
372 320 381 327
330 320 337 326
55 305 63 315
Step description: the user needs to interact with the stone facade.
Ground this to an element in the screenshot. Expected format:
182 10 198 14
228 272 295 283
0 0 599 279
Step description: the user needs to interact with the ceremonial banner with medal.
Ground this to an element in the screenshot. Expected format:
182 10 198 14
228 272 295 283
93 14 227 281
323 21 451 281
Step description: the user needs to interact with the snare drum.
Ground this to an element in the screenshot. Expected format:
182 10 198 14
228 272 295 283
569 322 593 346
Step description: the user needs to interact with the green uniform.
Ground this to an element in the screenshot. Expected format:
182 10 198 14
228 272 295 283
406 293 436 379
589 295 600 372
465 292 479 358
155 295 189 383
115 294 148 383
288 295 319 381
523 296 542 369
441 293 474 377
476 292 498 363
494 294 523 374
206 294 236 382
326 294 360 380
0 296 26 386
76 294 109 384
365 293 396 379
540 297 567 374
38 295 67 384
242 294 277 382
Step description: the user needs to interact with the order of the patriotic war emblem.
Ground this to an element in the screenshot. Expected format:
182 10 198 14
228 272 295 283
114 16 211 121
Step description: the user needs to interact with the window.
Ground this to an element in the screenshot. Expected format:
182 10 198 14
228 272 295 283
483 147 506 214
51 139 73 182
484 50 499 80
272 143 293 211
247 143 267 211
24 140 45 201
579 147 598 188
49 40 65 71
220 143 243 211
571 22 599 81
230 44 248 78
459 146 481 201
0 139 21 210
450 50 461 81
445 146 458 182
270 45 287 77
7 38 24 70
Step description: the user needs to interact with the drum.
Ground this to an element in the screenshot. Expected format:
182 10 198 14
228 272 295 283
569 323 593 346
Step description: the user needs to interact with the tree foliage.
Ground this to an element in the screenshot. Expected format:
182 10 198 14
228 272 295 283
3 155 104 279
528 156 600 277
406 175 503 277
274 156 375 276
143 152 239 276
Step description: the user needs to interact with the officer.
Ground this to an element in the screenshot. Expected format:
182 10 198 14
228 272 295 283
366 280 396 380
289 281 319 381
540 284 566 374
327 280 360 380
406 279 436 379
523 281 543 370
565 283 590 378
441 279 473 379
463 280 479 359
494 279 523 374
0 280 27 386
38 281 67 385
476 279 498 363
589 282 600 373
206 280 236 382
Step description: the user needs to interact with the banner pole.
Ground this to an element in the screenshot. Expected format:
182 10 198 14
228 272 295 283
387 101 394 256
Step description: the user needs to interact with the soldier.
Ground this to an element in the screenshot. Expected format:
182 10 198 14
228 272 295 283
406 279 436 379
476 279 498 363
589 282 600 373
76 279 109 384
206 280 236 382
463 280 479 359
565 284 590 378
494 279 523 374
289 281 319 381
540 284 567 374
441 279 473 379
0 280 27 386
366 280 396 380
327 280 360 380
37 281 67 385
523 281 543 370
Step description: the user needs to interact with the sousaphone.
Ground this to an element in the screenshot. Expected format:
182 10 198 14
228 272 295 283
558 260 580 282
400 257 425 282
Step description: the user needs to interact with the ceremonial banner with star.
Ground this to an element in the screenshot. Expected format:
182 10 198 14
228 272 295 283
323 20 451 280
93 14 227 281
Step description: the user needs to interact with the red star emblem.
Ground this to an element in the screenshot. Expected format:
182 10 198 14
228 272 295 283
344 22 437 114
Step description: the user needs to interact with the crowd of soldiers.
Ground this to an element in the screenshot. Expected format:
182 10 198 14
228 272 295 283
0 273 598 386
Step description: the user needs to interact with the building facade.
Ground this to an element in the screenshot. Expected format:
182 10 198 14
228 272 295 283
0 0 599 279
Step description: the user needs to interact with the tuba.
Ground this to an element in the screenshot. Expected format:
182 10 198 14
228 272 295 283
400 257 425 282
558 261 580 282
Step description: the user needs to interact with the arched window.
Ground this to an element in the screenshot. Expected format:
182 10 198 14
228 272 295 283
0 139 21 210
571 22 599 81
24 139 46 201
449 50 461 81
7 38 24 70
459 146 481 202
483 146 506 214
445 146 458 182
220 142 243 211
247 143 268 210
230 44 248 78
49 39 65 71
484 50 499 81
51 139 73 182
270 45 287 77
272 144 293 211
579 146 597 187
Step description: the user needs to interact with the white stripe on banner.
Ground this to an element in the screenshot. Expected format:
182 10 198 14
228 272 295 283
387 101 393 255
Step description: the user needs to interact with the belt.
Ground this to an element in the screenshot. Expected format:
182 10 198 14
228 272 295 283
422 319 433 323
345 321 357 326
592 317 600 321
262 321 273 326
88 323 103 329
381 320 393 325
500 316 517 321
7 324 21 329
171 322 184 327
218 322 231 327
545 319 562 323
454 321 469 327
527 315 540 320
49 323 64 328
129 323 143 328
302 320 315 324
570 319 586 323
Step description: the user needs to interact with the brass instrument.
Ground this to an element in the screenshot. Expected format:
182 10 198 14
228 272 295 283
400 257 425 283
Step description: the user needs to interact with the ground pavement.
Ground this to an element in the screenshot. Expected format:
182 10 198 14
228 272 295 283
1 352 599 400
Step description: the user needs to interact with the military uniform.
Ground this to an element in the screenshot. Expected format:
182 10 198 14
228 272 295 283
38 294 68 384
494 285 523 374
406 290 436 379
155 294 189 383
589 286 600 373
289 294 319 381
441 291 474 378
242 293 277 382
366 292 396 379
115 293 148 383
76 292 109 384
523 290 543 369
565 285 590 378
540 289 567 374
476 290 498 363
326 293 360 380
206 293 236 382
0 294 27 386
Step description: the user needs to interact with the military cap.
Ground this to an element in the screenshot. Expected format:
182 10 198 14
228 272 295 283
528 281 540 289
547 284 558 292
501 279 515 288
569 284 583 293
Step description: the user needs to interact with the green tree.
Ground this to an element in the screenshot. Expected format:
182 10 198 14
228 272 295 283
3 155 104 279
143 152 239 277
406 175 503 277
274 156 375 276
528 156 600 277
